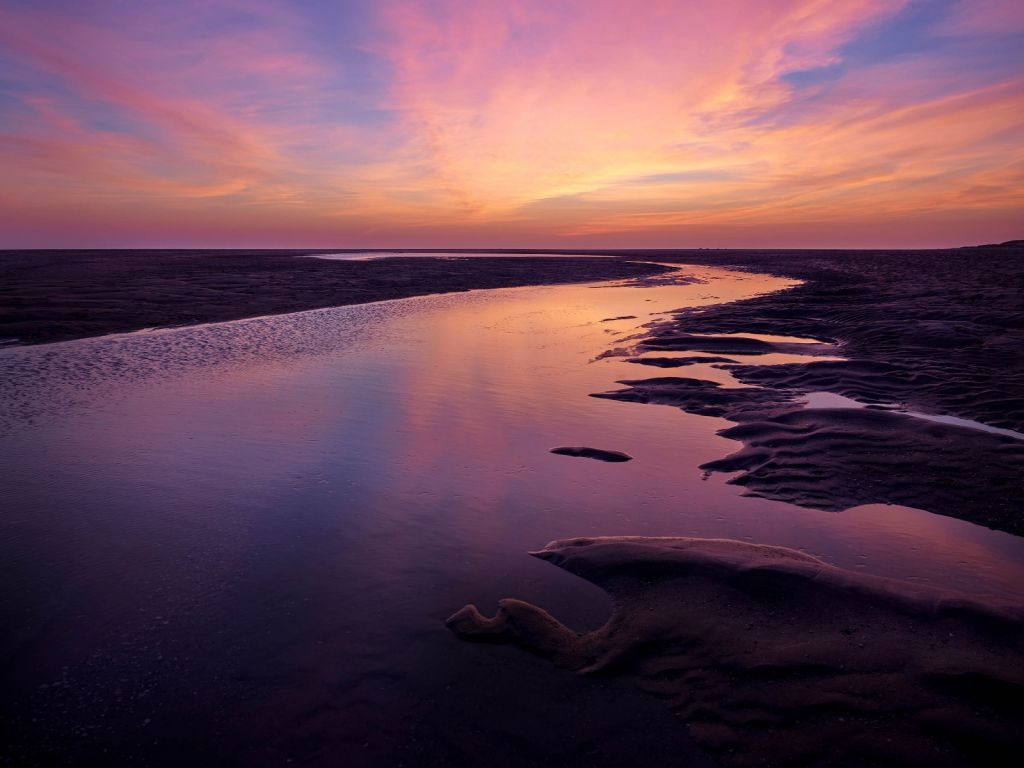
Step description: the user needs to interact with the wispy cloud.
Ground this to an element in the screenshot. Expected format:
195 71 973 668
0 0 1021 247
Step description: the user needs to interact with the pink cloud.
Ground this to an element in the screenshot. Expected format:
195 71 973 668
370 1 909 216
0 0 1021 248
0 1 339 210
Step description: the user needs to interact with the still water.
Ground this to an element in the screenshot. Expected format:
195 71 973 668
2 263 1022 765
304 250 616 261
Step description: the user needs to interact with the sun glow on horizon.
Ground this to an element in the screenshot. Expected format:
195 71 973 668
0 0 1022 249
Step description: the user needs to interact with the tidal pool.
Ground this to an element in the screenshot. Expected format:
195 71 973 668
2 262 1021 765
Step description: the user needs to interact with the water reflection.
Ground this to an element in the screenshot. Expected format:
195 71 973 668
1 264 1021 764
303 251 618 261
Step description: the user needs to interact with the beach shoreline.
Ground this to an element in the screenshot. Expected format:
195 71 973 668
588 242 1024 533
0 250 674 346
4 245 1023 766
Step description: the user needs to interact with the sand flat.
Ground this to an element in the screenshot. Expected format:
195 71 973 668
449 535 1024 767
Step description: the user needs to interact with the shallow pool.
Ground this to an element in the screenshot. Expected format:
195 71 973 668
2 263 1021 765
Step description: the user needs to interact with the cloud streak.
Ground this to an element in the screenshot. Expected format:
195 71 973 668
0 0 1021 247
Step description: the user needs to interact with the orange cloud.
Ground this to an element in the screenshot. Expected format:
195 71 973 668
0 0 1021 247
368 0 1022 246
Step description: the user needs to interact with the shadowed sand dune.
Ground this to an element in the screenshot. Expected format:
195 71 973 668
448 536 1024 768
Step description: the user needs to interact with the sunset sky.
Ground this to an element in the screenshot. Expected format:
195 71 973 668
1 0 1021 249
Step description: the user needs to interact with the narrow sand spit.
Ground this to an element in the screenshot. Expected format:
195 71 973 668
640 333 836 356
627 355 739 367
448 536 1024 768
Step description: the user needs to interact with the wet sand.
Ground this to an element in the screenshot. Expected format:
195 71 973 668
589 242 1024 533
449 536 1024 767
1 264 812 766
623 241 1024 432
445 243 1024 766
0 250 672 345
4 246 1023 765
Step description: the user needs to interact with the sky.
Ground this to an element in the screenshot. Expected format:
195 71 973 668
0 0 1021 249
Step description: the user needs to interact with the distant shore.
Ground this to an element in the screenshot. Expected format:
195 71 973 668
0 250 673 346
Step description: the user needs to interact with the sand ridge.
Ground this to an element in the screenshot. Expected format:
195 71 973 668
448 536 1024 767
590 244 1024 532
625 244 1024 433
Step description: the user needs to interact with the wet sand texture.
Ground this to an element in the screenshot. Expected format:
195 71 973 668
702 408 1024 532
640 333 836 356
626 355 739 368
592 242 1024 533
594 376 798 420
594 376 1024 533
448 536 1024 768
0 251 672 345
551 447 633 462
633 242 1024 433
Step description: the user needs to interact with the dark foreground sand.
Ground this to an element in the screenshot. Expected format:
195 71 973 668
593 241 1024 534
449 536 1024 767
0 250 672 345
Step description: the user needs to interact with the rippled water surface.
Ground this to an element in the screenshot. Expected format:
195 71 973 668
2 264 1022 765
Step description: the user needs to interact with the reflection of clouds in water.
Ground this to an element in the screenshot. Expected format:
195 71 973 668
304 252 621 261
0 297 422 436
3 258 1024 766
2 262 1022 606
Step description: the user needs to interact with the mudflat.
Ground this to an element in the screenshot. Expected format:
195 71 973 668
448 243 1024 766
449 536 1024 767
618 241 1024 432
0 250 672 345
588 241 1024 533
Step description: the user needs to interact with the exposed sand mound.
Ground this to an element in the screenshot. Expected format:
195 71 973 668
551 446 633 462
626 355 739 368
641 333 835 356
592 376 797 421
594 373 1024 533
728 359 940 406
594 358 1024 532
448 536 1024 767
702 408 1024 533
628 245 1024 433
